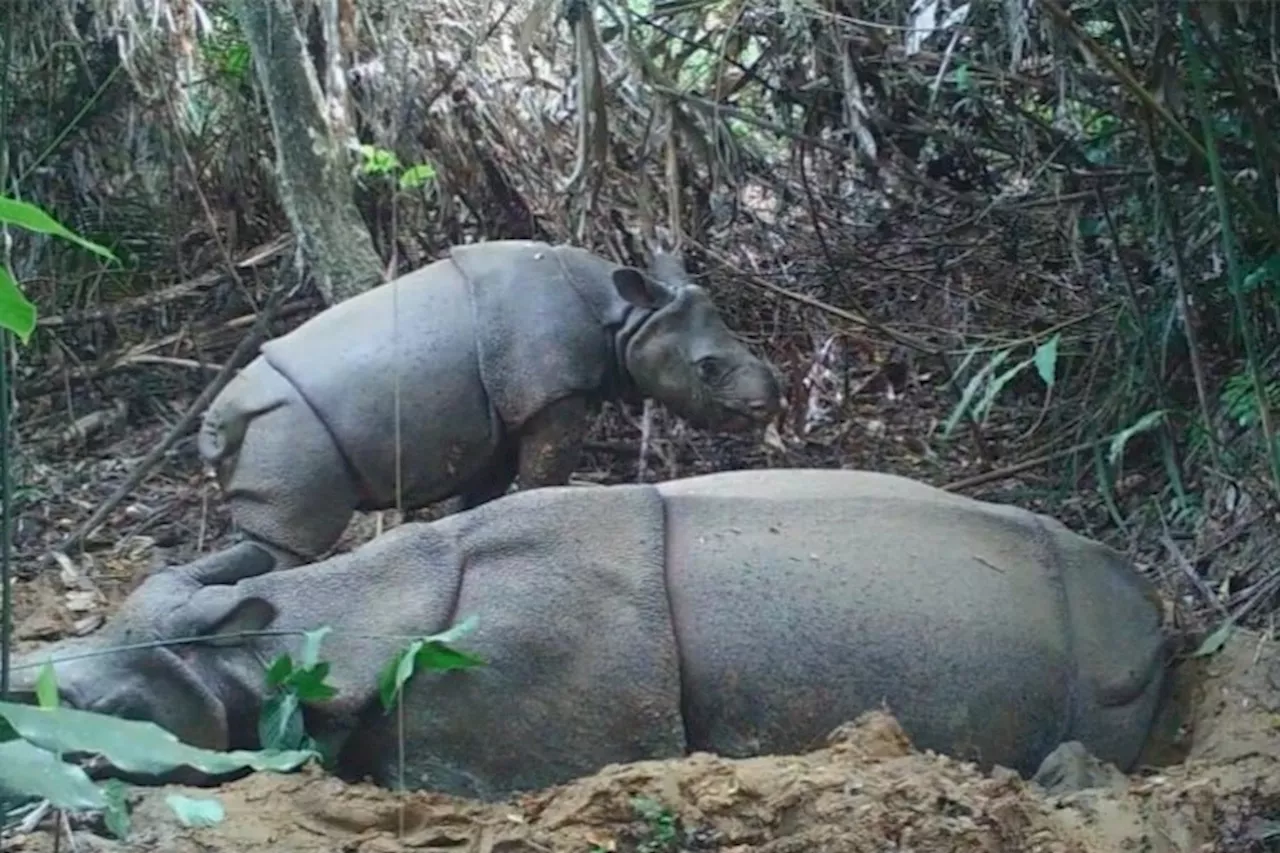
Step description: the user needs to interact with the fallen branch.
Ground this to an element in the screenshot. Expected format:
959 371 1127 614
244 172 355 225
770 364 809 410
941 438 1105 492
46 278 292 563
16 299 313 401
38 400 129 453
35 235 293 328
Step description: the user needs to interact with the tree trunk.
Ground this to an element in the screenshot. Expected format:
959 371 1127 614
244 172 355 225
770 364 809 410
229 0 382 305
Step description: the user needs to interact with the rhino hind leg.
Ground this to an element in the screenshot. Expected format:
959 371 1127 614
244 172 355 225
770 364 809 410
219 397 361 566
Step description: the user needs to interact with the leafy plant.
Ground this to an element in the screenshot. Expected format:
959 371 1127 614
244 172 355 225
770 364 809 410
0 699 315 839
259 627 338 752
631 796 679 853
377 616 486 711
0 195 118 341
941 334 1061 439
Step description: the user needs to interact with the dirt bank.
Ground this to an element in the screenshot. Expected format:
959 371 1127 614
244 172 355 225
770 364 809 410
4 626 1279 853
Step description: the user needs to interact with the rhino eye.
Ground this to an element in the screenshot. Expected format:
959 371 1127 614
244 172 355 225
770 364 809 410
696 356 724 382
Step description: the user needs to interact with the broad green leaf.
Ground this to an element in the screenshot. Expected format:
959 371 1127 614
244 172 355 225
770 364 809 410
399 163 437 190
288 663 338 702
0 196 118 262
35 661 60 708
0 265 36 342
299 626 332 668
411 642 486 673
0 701 316 777
1034 334 1060 388
166 794 226 827
0 740 106 810
258 692 302 751
379 643 421 711
264 654 294 688
100 779 132 839
378 617 486 711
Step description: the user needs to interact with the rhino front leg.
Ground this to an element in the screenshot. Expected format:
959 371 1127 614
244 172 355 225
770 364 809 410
515 394 591 489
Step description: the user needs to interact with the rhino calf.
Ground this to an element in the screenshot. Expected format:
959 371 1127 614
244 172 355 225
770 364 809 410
12 468 1168 801
198 240 783 567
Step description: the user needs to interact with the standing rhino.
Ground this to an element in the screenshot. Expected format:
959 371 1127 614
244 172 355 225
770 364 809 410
197 240 784 567
10 469 1168 801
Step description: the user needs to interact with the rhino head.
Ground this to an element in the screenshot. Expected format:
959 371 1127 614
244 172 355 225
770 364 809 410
6 543 283 754
611 248 784 432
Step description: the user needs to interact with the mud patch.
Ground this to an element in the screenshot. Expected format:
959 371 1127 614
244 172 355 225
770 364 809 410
4 629 1280 853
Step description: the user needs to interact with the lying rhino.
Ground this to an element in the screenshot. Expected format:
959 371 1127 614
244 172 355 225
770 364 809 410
11 469 1168 801
197 239 783 567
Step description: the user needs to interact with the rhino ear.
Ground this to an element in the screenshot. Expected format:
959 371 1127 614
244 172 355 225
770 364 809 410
612 268 673 309
202 597 278 648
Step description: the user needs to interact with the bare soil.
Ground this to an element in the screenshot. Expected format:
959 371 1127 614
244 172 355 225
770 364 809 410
3 620 1279 853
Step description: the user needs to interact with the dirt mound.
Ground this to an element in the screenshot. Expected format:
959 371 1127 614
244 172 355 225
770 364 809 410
5 628 1280 853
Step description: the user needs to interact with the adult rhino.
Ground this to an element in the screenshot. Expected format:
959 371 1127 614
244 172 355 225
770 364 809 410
197 239 784 567
9 469 1168 801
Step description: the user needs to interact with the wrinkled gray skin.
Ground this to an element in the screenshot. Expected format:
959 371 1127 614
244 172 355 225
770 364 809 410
197 240 784 568
10 469 1168 801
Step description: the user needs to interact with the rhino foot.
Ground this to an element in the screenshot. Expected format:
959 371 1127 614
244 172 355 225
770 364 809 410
1031 741 1128 796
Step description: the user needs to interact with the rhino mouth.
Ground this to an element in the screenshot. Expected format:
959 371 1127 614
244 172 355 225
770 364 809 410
698 402 776 432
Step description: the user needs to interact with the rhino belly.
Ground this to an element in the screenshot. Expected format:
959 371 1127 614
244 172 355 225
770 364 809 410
262 263 503 507
661 488 1077 776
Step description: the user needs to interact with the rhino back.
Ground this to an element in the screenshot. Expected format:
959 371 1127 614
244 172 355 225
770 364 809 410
260 259 500 506
655 468 1087 775
349 482 685 799
450 241 633 429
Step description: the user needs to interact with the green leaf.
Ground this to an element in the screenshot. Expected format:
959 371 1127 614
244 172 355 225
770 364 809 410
288 663 338 702
973 355 1034 425
377 617 486 711
264 654 294 688
1033 333 1060 388
1192 619 1233 657
299 626 332 668
0 701 316 777
378 644 420 711
0 740 107 810
1108 410 1167 468
411 641 487 673
942 348 1011 438
0 264 37 343
258 692 303 751
0 195 118 263
100 779 132 839
35 661 60 708
166 794 226 827
399 163 437 190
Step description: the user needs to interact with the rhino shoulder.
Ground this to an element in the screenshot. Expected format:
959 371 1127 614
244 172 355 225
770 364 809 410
448 241 627 429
